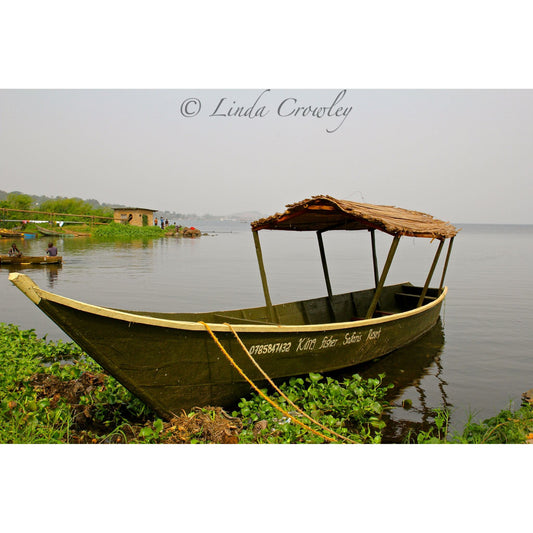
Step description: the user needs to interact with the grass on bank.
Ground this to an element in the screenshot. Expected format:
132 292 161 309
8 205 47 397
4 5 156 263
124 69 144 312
92 223 167 239
1 323 532 444
9 222 169 239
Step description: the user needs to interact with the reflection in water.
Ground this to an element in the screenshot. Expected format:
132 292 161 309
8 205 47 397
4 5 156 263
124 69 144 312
366 320 447 443
1 263 62 288
335 319 447 443
45 265 61 288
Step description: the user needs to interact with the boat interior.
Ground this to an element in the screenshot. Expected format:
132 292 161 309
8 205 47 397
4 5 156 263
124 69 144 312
123 283 442 326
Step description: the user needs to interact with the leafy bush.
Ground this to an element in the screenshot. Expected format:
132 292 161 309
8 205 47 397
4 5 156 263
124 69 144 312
234 372 393 443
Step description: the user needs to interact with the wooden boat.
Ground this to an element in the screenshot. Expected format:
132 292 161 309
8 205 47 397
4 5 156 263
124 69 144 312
9 196 458 419
1 255 62 265
0 229 24 238
37 226 74 237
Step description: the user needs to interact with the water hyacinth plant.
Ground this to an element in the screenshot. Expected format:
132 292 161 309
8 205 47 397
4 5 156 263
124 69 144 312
234 372 394 443
2 322 533 444
0 323 159 444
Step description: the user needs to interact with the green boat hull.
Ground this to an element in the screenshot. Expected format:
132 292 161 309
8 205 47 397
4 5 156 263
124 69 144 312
10 272 445 418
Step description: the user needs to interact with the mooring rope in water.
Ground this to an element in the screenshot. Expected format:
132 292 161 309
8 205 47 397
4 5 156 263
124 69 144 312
224 323 357 444
199 321 341 443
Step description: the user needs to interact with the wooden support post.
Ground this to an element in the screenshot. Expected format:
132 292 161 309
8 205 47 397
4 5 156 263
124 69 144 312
370 229 379 288
317 231 333 298
438 236 455 291
317 230 337 321
253 231 277 323
365 235 400 319
417 239 445 307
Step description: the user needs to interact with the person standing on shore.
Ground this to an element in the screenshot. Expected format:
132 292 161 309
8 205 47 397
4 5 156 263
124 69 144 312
46 242 58 257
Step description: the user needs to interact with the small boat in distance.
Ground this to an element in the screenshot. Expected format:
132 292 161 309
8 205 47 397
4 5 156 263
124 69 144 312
9 195 458 418
0 229 24 238
37 226 74 237
1 255 62 265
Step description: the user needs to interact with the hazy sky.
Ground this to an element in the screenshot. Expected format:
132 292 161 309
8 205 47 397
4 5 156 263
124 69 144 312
1 89 532 224
2 4 533 226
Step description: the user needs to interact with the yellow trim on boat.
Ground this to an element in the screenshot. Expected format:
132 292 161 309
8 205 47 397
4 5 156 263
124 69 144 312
8 272 42 305
9 272 447 334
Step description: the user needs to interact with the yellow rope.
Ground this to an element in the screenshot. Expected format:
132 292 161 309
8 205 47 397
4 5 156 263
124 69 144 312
224 323 357 444
198 321 338 443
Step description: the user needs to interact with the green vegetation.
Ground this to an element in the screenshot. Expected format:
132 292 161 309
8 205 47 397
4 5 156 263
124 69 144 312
38 197 112 219
92 222 165 239
412 406 533 444
0 323 155 443
1 192 112 225
1 192 33 212
234 373 392 443
0 192 174 239
1 323 532 444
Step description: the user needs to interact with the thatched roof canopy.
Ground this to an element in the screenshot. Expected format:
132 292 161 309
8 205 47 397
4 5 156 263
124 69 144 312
251 195 458 239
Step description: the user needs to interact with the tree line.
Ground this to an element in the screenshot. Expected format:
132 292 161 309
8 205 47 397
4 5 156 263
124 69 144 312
0 192 113 220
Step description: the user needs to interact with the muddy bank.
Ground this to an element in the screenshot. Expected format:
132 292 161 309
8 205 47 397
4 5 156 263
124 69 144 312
29 371 242 444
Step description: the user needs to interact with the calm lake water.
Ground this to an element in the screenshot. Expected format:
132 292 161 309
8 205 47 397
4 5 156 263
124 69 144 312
1 221 532 441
